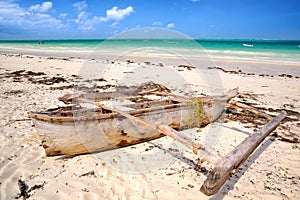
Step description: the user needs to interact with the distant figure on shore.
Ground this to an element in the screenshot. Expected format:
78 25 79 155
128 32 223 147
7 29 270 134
38 41 44 44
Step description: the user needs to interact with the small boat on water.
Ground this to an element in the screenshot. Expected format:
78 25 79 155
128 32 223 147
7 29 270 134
29 83 238 156
242 43 254 47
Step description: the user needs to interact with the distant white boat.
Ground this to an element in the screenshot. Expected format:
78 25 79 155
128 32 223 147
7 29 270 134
242 43 254 47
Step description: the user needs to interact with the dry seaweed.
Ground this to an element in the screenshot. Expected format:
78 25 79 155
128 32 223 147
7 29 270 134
79 171 96 178
4 90 24 95
226 92 299 144
178 65 196 70
16 179 29 199
185 97 204 129
28 77 68 85
207 66 245 75
135 81 171 93
0 69 67 85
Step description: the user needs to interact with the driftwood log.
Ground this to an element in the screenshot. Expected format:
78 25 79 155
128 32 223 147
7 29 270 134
200 111 287 196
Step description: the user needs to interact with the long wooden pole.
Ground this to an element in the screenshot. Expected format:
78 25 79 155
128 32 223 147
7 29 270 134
78 98 203 153
200 111 287 196
228 101 273 120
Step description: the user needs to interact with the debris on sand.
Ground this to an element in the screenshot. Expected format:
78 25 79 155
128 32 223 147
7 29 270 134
17 179 29 199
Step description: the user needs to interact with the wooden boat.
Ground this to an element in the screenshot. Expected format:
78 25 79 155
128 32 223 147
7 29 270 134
29 82 287 196
29 83 238 156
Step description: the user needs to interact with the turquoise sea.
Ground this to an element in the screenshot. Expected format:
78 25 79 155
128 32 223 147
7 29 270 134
0 39 300 63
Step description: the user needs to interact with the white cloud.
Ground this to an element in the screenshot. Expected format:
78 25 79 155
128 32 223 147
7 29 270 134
0 1 63 35
71 1 95 31
78 19 94 31
152 21 162 26
74 11 95 31
0 1 134 36
72 1 87 12
27 13 62 27
191 0 200 2
81 6 134 32
71 3 133 31
110 22 119 27
100 6 134 22
75 11 87 24
0 1 27 23
166 23 175 28
29 1 53 12
59 13 67 18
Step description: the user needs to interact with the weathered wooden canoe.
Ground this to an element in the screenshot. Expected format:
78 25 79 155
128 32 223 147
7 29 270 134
29 88 238 156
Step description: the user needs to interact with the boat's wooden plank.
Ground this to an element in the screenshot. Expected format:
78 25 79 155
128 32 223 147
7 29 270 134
200 111 287 196
127 99 179 109
58 87 172 103
28 103 185 122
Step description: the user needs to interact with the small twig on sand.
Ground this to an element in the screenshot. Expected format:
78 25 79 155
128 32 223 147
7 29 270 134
5 118 31 126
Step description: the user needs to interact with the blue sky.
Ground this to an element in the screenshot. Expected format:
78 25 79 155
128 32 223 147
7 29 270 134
0 0 300 40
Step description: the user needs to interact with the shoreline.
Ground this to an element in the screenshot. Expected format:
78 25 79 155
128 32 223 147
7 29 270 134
1 51 299 77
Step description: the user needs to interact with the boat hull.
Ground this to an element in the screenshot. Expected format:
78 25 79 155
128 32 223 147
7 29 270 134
31 104 224 156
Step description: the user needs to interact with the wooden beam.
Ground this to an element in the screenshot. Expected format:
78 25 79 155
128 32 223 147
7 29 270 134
228 101 273 120
158 125 202 154
200 111 287 196
78 98 204 154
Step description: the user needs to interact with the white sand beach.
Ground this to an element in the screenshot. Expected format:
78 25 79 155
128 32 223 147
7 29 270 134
0 53 299 200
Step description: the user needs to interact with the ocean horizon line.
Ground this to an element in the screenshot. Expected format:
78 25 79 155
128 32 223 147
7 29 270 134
1 38 300 43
